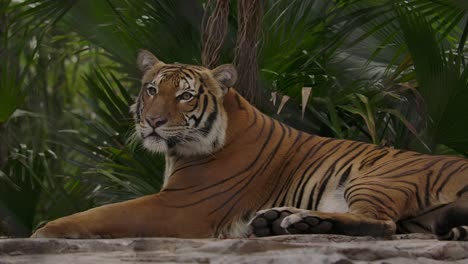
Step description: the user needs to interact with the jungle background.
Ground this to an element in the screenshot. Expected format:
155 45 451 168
0 0 467 237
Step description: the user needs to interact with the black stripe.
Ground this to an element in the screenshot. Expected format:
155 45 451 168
136 96 142 121
270 134 317 207
169 176 247 208
347 193 399 218
314 142 368 210
430 159 459 189
403 179 425 210
211 121 287 214
192 94 208 127
346 186 397 205
412 203 449 218
285 124 292 137
188 115 269 194
392 149 407 158
329 145 370 185
370 158 438 178
345 181 412 202
254 114 266 141
200 93 218 135
358 149 389 170
197 83 205 94
291 138 337 206
338 166 352 187
347 197 393 219
168 114 275 207
246 109 258 131
181 70 194 80
186 98 200 112
424 170 432 206
379 159 440 179
168 158 216 179
235 94 246 110
161 184 199 192
256 131 306 209
306 185 317 210
435 161 468 196
457 185 468 197
362 157 428 176
213 122 287 230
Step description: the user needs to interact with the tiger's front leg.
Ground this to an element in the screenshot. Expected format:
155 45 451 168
249 207 396 237
31 193 213 238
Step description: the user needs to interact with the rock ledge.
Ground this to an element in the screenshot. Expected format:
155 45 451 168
0 234 467 263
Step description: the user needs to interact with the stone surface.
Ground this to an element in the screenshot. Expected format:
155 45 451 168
0 234 467 263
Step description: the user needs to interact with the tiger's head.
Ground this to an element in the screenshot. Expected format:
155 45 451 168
132 50 237 156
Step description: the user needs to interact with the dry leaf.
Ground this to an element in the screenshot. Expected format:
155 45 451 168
301 87 312 119
277 95 290 115
270 92 277 106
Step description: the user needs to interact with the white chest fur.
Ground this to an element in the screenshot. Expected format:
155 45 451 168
317 187 348 213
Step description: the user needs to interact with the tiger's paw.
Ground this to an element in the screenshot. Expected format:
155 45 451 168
281 211 333 235
248 207 336 237
31 221 102 239
248 207 302 237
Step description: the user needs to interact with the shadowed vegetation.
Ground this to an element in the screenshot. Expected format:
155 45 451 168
0 0 466 237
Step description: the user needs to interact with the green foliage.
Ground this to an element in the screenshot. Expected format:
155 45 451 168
395 1 468 154
260 0 338 104
62 1 204 69
0 122 95 236
66 70 165 203
0 0 467 237
262 0 467 154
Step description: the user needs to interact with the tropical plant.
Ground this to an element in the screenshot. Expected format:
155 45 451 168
262 0 468 154
0 0 466 237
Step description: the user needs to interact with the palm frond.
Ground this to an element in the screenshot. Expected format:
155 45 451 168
395 1 468 154
60 70 164 204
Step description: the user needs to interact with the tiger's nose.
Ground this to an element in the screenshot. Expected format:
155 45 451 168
146 115 168 128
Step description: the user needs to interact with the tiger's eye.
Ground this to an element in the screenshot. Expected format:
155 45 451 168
147 86 157 96
180 92 193 101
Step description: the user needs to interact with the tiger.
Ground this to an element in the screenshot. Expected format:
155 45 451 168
32 49 468 241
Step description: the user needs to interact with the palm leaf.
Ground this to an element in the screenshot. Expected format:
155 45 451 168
396 1 468 154
61 70 165 203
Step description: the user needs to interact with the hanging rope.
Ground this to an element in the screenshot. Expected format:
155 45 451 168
201 0 230 69
234 0 263 105
201 0 263 105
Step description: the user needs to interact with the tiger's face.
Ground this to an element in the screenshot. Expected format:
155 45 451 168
132 50 237 156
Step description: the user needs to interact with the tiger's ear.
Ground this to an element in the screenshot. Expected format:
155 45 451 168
137 49 161 73
212 64 237 94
